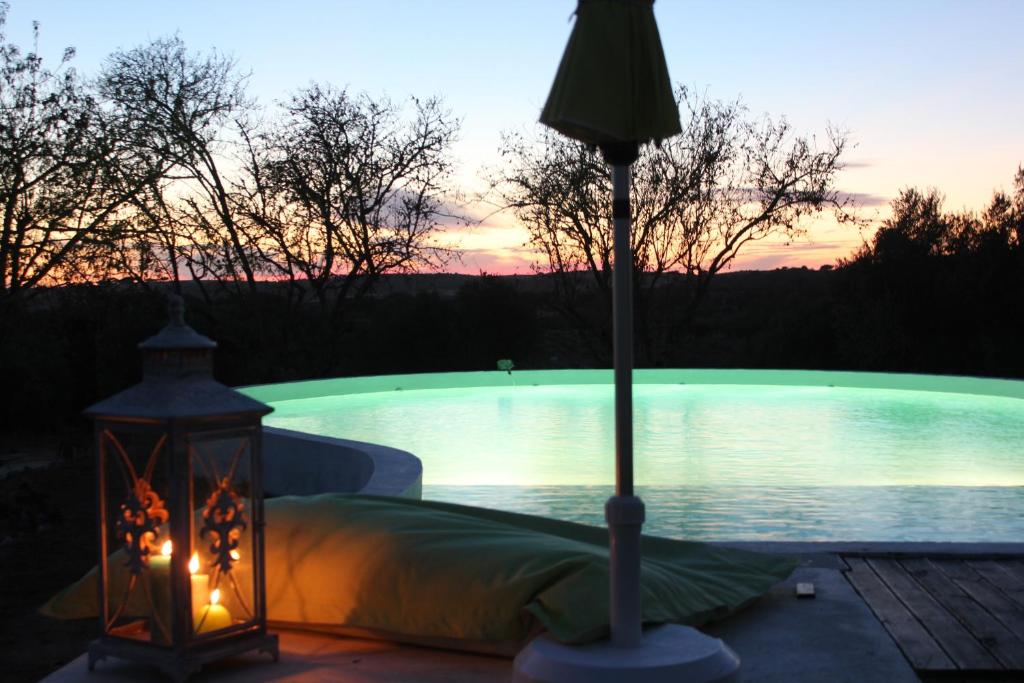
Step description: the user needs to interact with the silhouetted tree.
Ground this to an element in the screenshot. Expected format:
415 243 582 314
848 172 1023 264
978 166 1023 252
490 88 850 363
239 85 461 315
98 37 256 298
835 168 1024 375
847 188 977 261
0 8 159 306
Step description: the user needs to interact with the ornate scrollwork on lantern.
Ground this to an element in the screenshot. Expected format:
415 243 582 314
194 437 255 621
117 479 169 575
200 479 247 574
100 430 170 634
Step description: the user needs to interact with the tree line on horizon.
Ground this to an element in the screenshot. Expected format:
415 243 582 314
1 12 1021 436
0 11 848 313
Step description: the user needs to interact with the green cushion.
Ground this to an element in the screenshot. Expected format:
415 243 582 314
42 494 795 655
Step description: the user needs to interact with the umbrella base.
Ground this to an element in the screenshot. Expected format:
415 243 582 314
513 624 740 683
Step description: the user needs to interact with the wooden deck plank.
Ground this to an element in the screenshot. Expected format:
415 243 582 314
931 560 975 582
844 557 956 671
901 558 1024 670
1003 560 1024 583
933 560 1024 643
967 560 1024 609
867 558 996 671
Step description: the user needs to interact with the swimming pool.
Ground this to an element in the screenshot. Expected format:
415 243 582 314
245 370 1024 542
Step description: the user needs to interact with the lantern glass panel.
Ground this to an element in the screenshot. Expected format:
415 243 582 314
188 430 257 638
98 426 174 645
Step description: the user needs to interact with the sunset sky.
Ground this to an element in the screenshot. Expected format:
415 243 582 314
9 0 1024 274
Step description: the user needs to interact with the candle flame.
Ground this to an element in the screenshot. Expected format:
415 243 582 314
161 540 172 556
189 552 199 575
210 588 221 606
229 549 240 561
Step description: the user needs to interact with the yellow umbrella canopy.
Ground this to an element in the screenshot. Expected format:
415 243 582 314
540 0 681 148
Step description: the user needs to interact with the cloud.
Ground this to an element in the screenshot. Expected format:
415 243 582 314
713 187 889 209
835 190 889 207
450 246 538 275
731 251 830 271
742 240 848 254
379 190 496 231
428 197 537 233
729 238 858 270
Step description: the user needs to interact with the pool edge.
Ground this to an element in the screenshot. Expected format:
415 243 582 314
240 368 1024 403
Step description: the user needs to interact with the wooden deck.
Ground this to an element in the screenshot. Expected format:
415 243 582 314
845 556 1024 681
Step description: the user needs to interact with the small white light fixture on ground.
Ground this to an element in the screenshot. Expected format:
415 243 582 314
513 1 741 681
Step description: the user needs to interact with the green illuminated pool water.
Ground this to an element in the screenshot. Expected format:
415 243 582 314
247 370 1024 541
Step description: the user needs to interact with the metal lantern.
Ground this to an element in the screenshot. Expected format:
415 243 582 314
84 295 277 681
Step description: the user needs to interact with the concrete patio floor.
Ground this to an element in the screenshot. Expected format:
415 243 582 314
41 549 930 683
43 630 508 683
42 542 1024 682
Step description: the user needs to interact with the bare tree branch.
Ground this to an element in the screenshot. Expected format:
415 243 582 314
488 87 852 363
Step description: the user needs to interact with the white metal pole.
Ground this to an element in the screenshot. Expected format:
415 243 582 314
606 160 645 648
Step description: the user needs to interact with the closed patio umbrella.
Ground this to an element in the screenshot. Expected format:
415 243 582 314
514 2 741 681
540 0 680 149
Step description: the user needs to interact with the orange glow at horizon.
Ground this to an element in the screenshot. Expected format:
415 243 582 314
443 211 872 276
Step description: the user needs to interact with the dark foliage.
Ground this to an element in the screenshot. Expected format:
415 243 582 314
3 243 1022 440
0 275 547 435
0 457 99 683
832 176 1024 376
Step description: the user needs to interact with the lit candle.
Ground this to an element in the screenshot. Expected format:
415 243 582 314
150 540 172 571
189 552 210 627
195 588 233 634
149 541 173 644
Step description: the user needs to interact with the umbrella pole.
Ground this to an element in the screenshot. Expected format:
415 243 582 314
511 150 742 683
605 145 645 649
518 1 742 677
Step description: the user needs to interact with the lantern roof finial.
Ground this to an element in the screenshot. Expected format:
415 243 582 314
168 293 186 327
83 291 270 420
139 293 216 351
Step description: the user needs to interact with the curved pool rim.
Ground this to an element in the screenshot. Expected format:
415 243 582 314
242 368 1024 404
